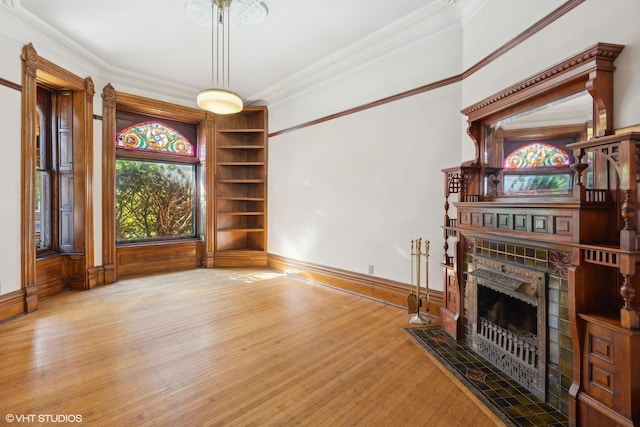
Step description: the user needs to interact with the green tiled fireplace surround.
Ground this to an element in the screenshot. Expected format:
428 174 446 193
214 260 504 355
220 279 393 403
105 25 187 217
462 237 572 416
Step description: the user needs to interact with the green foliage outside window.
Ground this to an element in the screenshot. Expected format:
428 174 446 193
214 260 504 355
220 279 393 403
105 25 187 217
115 159 195 241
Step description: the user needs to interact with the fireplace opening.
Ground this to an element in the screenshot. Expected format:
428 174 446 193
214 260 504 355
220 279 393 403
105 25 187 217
468 256 547 400
479 284 537 332
477 285 539 367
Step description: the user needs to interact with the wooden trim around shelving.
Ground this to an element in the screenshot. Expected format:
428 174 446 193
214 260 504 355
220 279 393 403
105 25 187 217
267 253 444 314
269 0 584 138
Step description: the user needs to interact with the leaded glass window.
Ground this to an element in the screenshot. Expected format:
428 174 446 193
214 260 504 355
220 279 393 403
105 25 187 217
116 122 195 156
115 121 198 243
504 142 571 169
503 142 573 195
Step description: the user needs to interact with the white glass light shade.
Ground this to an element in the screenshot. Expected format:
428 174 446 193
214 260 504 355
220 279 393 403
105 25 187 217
197 88 243 115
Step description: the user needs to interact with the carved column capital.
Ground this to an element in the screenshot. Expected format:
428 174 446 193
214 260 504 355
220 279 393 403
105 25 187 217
21 43 38 78
102 83 116 109
85 77 95 103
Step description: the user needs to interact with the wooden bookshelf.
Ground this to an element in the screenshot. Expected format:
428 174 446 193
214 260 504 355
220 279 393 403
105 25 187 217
214 107 268 266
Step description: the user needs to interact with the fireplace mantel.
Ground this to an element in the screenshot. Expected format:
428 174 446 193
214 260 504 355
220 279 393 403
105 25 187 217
441 43 640 425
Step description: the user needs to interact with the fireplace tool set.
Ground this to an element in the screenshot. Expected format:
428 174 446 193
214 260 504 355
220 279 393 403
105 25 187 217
408 238 430 324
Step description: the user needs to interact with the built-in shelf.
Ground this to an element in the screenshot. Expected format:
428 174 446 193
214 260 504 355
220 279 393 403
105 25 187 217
214 107 268 266
217 162 265 166
217 129 264 133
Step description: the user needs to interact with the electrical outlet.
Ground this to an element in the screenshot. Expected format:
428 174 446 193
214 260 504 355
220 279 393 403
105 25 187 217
368 265 374 274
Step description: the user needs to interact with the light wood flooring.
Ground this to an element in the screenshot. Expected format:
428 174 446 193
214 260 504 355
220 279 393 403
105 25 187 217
0 268 501 426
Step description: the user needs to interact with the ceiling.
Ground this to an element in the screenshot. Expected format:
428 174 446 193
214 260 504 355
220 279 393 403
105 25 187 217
7 0 481 106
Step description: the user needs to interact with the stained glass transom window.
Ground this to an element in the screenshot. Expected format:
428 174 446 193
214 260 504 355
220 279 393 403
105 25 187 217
116 122 194 156
504 142 571 169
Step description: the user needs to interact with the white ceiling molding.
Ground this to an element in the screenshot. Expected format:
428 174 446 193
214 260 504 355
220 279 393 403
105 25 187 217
249 1 461 105
1 1 108 73
3 0 479 107
0 4 203 104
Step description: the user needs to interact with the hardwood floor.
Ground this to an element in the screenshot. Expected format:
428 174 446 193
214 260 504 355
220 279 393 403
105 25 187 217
0 268 501 426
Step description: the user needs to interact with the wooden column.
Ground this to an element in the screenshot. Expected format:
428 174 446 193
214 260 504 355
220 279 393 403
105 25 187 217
201 113 216 268
101 84 116 284
20 44 38 313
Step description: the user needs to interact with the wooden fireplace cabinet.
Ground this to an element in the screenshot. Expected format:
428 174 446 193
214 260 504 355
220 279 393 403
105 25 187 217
441 43 640 426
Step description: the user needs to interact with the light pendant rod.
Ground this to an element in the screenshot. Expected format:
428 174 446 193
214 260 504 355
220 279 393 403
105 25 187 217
210 0 215 88
226 2 231 89
197 0 243 115
215 2 223 88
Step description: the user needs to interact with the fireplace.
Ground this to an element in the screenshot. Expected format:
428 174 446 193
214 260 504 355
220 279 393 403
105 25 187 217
467 255 547 401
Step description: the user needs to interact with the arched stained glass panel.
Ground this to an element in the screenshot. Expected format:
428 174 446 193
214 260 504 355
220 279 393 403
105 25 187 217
504 142 571 169
116 121 194 157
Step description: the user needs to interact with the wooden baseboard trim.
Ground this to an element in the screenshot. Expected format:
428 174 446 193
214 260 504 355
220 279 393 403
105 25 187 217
87 266 99 288
214 250 267 267
267 253 443 313
0 290 26 323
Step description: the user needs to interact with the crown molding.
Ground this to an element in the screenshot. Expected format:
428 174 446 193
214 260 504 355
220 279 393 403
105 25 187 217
247 1 463 105
2 0 471 107
0 3 201 104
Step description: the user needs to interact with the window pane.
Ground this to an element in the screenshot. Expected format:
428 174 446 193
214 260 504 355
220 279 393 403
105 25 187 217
116 160 195 242
504 142 571 169
116 122 195 157
503 173 572 195
36 170 51 250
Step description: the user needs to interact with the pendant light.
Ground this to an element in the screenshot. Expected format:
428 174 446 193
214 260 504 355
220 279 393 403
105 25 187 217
197 0 243 115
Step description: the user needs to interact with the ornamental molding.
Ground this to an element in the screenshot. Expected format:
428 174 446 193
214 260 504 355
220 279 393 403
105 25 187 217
462 42 624 117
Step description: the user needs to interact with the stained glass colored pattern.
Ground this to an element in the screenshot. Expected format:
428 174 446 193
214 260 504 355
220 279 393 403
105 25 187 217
116 122 194 157
504 142 571 169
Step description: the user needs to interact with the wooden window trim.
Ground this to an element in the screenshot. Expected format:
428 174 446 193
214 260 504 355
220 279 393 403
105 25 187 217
21 43 95 310
102 88 213 283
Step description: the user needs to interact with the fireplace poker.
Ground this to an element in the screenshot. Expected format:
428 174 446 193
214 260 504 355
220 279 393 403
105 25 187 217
408 239 418 314
424 239 430 313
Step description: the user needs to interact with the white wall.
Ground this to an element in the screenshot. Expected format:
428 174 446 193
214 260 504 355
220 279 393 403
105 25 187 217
0 17 23 294
0 84 22 295
462 0 565 69
268 24 463 289
269 83 461 285
268 0 640 293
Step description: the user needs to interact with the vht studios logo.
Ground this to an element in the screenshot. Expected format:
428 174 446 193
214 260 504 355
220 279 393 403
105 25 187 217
5 414 83 423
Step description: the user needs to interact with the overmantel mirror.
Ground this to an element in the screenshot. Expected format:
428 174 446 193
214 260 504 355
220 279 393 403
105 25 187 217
460 42 624 201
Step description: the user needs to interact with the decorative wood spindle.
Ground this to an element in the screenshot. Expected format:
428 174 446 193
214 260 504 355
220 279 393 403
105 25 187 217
570 152 588 187
443 195 450 265
621 189 636 230
620 274 636 311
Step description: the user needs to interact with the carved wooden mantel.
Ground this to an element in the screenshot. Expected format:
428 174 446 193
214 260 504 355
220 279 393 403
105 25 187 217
442 42 640 426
